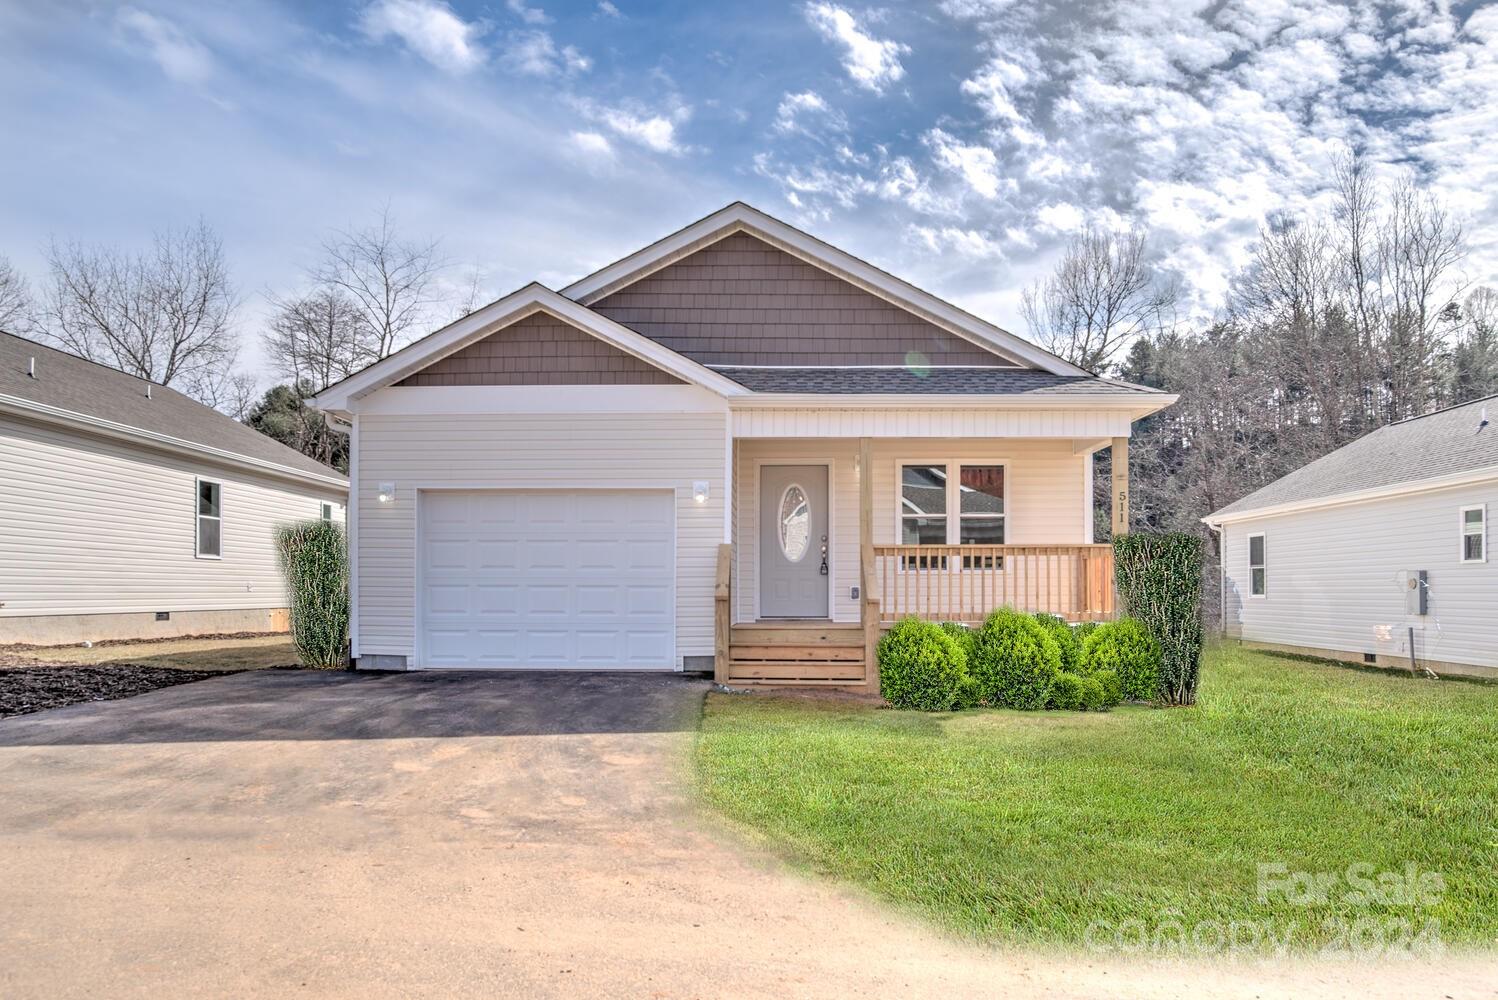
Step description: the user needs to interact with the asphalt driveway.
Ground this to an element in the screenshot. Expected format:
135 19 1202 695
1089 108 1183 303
0 671 1488 999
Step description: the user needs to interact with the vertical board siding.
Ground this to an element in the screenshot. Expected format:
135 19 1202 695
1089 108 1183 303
356 411 726 663
0 415 345 616
1221 483 1498 669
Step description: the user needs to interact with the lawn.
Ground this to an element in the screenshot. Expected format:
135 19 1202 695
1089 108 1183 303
694 646 1498 953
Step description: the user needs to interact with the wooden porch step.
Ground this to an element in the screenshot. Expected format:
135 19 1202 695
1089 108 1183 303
726 661 867 683
729 623 863 647
730 644 863 662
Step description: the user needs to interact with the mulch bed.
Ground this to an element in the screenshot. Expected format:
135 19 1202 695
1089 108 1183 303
0 665 230 720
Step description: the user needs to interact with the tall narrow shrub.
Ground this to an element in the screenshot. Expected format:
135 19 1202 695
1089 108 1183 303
1113 532 1204 706
277 520 349 669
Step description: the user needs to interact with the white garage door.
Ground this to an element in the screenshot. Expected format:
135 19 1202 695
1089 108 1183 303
419 490 675 669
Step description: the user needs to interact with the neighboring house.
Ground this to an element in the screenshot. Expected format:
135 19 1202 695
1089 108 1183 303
0 332 348 645
1205 395 1497 679
312 202 1175 687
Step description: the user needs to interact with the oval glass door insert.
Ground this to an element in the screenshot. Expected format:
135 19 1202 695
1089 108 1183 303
778 484 811 562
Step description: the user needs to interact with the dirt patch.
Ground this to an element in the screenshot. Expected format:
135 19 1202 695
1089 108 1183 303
0 630 284 654
0 664 228 720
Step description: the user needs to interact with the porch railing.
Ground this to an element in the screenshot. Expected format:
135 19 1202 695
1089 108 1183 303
871 544 1116 625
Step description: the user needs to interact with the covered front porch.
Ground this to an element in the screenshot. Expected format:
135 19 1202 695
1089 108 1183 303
713 432 1132 689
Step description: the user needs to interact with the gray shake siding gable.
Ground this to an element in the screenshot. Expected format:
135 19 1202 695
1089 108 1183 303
395 310 685 386
591 231 1021 367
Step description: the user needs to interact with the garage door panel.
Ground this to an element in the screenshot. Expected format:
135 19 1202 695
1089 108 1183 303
419 490 675 669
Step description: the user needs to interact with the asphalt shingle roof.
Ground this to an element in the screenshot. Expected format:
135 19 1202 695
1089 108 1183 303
0 331 345 481
710 366 1160 395
1209 395 1498 518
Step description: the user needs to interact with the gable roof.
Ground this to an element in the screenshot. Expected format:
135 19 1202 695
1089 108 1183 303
561 202 1087 377
311 283 748 411
0 331 347 489
1206 395 1498 523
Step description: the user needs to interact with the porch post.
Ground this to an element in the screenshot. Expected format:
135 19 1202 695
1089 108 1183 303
1110 436 1130 537
859 437 878 692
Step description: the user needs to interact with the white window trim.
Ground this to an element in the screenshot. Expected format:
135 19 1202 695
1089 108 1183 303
1246 531 1266 598
195 476 222 560
1459 504 1486 564
320 502 334 522
894 458 1009 547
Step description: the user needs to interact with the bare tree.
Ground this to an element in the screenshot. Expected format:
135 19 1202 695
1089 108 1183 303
44 220 242 404
263 286 367 390
311 206 446 363
1021 226 1177 372
0 255 37 334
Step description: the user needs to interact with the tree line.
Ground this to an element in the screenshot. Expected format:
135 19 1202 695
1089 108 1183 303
0 207 479 474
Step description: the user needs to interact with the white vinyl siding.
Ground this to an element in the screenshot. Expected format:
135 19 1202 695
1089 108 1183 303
1221 480 1498 670
0 413 345 617
355 409 727 665
734 438 1089 623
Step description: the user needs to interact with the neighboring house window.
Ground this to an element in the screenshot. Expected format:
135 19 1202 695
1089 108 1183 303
1460 505 1486 563
196 479 222 559
1247 532 1266 597
899 461 1006 567
321 503 334 522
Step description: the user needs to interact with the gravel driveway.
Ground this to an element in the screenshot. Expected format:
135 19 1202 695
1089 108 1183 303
0 670 1488 999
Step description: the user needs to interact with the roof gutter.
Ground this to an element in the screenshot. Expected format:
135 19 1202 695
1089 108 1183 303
1202 463 1498 526
0 393 348 492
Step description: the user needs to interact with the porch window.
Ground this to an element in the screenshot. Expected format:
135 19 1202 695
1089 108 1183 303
900 464 948 544
898 461 1007 568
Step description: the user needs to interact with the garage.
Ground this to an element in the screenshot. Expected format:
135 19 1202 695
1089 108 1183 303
418 490 676 669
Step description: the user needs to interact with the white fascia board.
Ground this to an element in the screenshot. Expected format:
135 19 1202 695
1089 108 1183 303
728 391 1177 415
0 394 349 492
1202 464 1498 526
559 202 1089 378
354 383 730 416
310 284 748 412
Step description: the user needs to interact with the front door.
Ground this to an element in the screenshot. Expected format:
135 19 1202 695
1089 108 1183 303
759 465 829 618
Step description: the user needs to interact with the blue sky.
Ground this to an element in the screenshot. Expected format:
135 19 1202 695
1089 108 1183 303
2 0 1496 381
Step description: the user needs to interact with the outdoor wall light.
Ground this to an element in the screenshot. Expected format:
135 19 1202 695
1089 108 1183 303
692 480 710 504
378 482 396 504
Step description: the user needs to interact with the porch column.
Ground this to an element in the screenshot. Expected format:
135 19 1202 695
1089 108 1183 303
858 437 873 559
1111 436 1130 537
858 437 878 692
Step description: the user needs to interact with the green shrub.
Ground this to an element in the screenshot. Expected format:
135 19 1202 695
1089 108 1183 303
969 607 1060 710
939 621 977 664
955 672 983 710
1077 675 1107 711
1049 671 1085 710
1094 668 1124 707
1083 617 1162 702
1114 532 1205 706
276 520 349 669
878 617 968 711
1073 620 1100 647
1032 612 1082 672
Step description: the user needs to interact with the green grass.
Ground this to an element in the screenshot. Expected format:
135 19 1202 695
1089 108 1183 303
694 646 1498 951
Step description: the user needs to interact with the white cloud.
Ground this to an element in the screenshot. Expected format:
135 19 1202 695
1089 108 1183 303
597 1 622 17
569 130 613 157
803 3 909 93
925 129 1003 200
907 225 1006 260
1036 202 1086 234
506 0 550 25
501 30 589 76
960 56 1028 122
360 0 484 73
116 8 213 84
578 100 691 154
773 90 847 137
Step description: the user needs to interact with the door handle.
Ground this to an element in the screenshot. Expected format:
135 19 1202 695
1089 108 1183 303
820 534 829 576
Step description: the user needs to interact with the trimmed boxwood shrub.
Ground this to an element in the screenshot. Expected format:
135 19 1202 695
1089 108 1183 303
1083 617 1162 702
1094 668 1124 707
878 617 968 711
1077 675 1107 711
1032 612 1082 672
1050 671 1085 710
1114 532 1205 706
969 607 1060 710
276 520 349 670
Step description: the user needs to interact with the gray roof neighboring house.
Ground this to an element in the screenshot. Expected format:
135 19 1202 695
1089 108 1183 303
0 331 346 485
712 366 1162 395
1206 395 1498 521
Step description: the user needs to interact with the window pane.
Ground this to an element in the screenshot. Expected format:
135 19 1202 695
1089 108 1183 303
901 465 946 515
1250 567 1266 595
321 504 332 521
959 465 1004 514
198 481 220 517
960 518 1005 545
1248 535 1265 565
1464 508 1484 527
901 517 946 545
1464 534 1484 561
778 484 811 562
198 516 220 557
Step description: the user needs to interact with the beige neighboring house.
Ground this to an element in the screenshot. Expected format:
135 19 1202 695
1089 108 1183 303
0 332 348 645
1206 395 1497 680
313 202 1176 688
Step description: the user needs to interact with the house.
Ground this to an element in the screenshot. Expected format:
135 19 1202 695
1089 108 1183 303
0 332 348 645
311 203 1176 687
1204 395 1498 679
